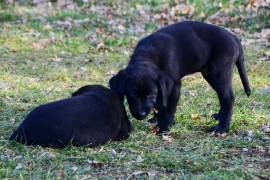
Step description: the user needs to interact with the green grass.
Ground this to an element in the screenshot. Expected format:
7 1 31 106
0 1 269 179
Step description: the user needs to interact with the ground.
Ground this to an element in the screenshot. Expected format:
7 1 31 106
0 0 269 179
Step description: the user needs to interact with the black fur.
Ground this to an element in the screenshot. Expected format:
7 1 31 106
10 85 132 148
110 21 251 134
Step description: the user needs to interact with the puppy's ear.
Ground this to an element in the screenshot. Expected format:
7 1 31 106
158 72 174 107
72 85 92 97
109 69 127 101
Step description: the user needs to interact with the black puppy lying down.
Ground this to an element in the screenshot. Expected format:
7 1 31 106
110 21 251 134
10 85 131 148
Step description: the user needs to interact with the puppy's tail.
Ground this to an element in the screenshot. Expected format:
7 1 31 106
235 37 251 97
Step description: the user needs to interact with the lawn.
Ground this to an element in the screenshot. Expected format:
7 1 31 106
0 0 269 179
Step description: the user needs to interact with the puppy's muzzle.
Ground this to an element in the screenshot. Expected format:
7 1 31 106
133 111 147 120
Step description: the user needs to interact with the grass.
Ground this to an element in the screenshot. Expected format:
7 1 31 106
0 1 270 179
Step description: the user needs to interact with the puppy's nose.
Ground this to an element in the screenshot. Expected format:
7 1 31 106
138 111 146 117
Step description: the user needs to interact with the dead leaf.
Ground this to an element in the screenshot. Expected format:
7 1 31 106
126 171 149 180
186 160 193 164
10 48 17 53
51 56 62 62
249 0 257 7
216 132 227 138
191 113 201 120
96 28 103 35
162 135 173 143
108 14 113 20
15 163 23 170
87 160 104 168
98 147 104 152
59 170 65 178
151 126 159 135
261 86 270 94
96 42 106 50
262 125 270 133
111 149 117 156
105 70 115 76
136 155 144 163
0 81 10 90
181 5 194 15
189 90 198 96
32 39 50 50
43 24 53 31
71 166 78 172
247 130 254 141
74 74 82 80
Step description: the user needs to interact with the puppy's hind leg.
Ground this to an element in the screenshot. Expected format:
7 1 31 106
202 65 235 133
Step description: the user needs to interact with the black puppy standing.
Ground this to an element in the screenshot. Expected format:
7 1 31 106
10 85 131 148
110 21 251 134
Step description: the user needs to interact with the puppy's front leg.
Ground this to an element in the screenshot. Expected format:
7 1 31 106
157 84 180 133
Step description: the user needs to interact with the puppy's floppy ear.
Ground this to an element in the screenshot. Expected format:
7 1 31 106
109 69 127 102
158 72 174 107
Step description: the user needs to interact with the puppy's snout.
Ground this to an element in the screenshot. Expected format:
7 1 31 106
134 111 147 120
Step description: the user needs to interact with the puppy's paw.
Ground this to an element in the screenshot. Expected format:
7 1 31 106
211 113 220 121
158 128 170 136
208 125 229 134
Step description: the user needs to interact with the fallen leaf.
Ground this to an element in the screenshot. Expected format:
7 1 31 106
151 126 159 135
10 48 17 53
0 81 10 90
262 125 270 133
71 166 78 172
261 86 270 94
43 24 53 31
162 135 173 143
98 147 104 152
105 70 115 76
247 130 254 141
136 155 144 163
87 160 104 168
216 133 227 138
96 28 103 35
189 90 198 96
111 149 117 156
261 136 270 141
191 113 201 120
15 163 23 170
181 5 194 15
59 170 65 178
33 39 50 50
51 56 62 62
126 171 148 179
96 42 106 50
108 14 113 19
186 160 193 164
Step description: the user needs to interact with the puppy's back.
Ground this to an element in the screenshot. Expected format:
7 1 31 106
10 85 130 148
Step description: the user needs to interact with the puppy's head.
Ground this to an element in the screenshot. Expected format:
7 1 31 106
110 63 174 120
